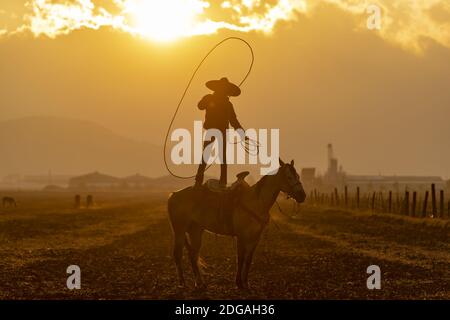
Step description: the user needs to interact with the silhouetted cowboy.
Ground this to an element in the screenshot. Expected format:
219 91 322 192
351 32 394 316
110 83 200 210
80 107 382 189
195 77 244 188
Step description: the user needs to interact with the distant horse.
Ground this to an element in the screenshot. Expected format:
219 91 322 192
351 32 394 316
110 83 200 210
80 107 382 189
86 195 94 208
2 197 17 208
168 159 306 289
74 195 81 209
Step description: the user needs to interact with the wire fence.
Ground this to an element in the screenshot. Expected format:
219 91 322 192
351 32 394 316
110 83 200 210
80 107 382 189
306 184 449 219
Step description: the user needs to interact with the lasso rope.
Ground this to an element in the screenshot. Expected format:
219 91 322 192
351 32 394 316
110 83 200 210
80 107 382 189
163 37 256 179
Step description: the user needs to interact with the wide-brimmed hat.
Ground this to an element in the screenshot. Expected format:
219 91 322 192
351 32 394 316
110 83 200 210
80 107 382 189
205 77 241 97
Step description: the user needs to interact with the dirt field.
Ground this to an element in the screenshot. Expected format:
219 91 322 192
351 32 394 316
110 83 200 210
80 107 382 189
0 191 449 299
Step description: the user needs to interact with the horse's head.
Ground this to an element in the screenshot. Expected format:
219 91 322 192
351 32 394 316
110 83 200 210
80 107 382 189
278 159 306 203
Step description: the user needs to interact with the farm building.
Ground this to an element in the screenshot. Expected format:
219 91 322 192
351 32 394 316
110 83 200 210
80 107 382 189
1 173 73 190
121 174 154 189
321 144 446 191
344 175 446 191
69 172 121 190
301 168 316 188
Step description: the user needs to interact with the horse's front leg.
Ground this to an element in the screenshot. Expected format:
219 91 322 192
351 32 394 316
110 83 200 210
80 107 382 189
241 238 260 289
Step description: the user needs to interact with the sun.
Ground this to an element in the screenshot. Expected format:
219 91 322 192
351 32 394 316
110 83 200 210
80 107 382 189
123 0 209 42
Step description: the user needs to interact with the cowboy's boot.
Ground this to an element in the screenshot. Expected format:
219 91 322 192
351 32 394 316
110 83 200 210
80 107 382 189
219 163 227 189
194 163 206 190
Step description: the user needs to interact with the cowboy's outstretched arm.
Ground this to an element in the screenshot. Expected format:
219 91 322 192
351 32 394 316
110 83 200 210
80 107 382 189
229 105 243 130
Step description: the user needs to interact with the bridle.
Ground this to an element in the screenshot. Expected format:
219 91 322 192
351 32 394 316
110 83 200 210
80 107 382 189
284 181 304 200
280 165 303 200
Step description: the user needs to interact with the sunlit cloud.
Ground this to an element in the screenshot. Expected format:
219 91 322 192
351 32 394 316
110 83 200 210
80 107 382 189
0 0 449 52
24 0 125 37
16 0 306 41
315 0 450 52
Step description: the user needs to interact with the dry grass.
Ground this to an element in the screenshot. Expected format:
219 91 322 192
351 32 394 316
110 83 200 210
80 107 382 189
0 192 448 299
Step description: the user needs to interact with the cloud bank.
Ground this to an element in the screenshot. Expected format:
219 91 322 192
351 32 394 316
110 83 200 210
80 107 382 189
0 0 449 51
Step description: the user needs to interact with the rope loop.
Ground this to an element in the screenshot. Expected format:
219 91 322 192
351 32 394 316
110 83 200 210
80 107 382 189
163 37 255 179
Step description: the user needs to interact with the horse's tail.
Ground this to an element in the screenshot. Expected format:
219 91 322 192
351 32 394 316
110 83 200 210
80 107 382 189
184 235 208 270
167 192 176 227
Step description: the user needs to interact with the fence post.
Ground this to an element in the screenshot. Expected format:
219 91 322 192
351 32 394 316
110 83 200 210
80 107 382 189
388 191 392 213
344 186 348 208
334 188 339 207
412 191 417 217
396 193 400 214
371 192 376 212
439 190 444 218
356 187 360 209
422 191 429 218
431 184 437 217
404 191 410 216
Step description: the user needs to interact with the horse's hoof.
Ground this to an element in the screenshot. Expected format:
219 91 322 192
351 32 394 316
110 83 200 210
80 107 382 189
236 282 249 290
195 282 207 290
193 284 207 293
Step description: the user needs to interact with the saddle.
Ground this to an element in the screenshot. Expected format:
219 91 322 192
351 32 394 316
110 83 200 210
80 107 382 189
196 171 250 234
205 171 250 194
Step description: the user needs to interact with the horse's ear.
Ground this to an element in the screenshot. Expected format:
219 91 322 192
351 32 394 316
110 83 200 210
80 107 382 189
290 160 295 166
279 158 285 166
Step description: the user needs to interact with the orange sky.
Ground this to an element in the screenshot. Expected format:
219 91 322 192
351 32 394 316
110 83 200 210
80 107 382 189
1 1 450 177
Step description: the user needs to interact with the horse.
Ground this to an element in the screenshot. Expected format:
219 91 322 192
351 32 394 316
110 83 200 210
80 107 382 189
167 159 306 289
74 195 81 209
2 197 17 208
86 195 94 208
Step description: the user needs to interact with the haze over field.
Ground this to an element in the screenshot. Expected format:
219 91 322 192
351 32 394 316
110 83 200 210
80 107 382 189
1 1 450 178
0 117 163 177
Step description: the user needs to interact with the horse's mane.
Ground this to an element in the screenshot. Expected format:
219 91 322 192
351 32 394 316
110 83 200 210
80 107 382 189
254 175 269 196
253 167 282 196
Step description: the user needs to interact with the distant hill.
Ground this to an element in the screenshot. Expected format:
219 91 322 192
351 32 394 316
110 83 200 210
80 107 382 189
0 116 165 177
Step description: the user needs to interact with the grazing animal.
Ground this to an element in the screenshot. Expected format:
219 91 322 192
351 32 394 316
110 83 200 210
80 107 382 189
2 197 17 208
86 195 94 208
168 159 306 289
74 195 81 209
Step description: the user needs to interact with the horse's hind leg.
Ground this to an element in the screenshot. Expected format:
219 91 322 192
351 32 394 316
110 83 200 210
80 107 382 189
236 237 246 289
186 225 205 289
173 231 186 287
